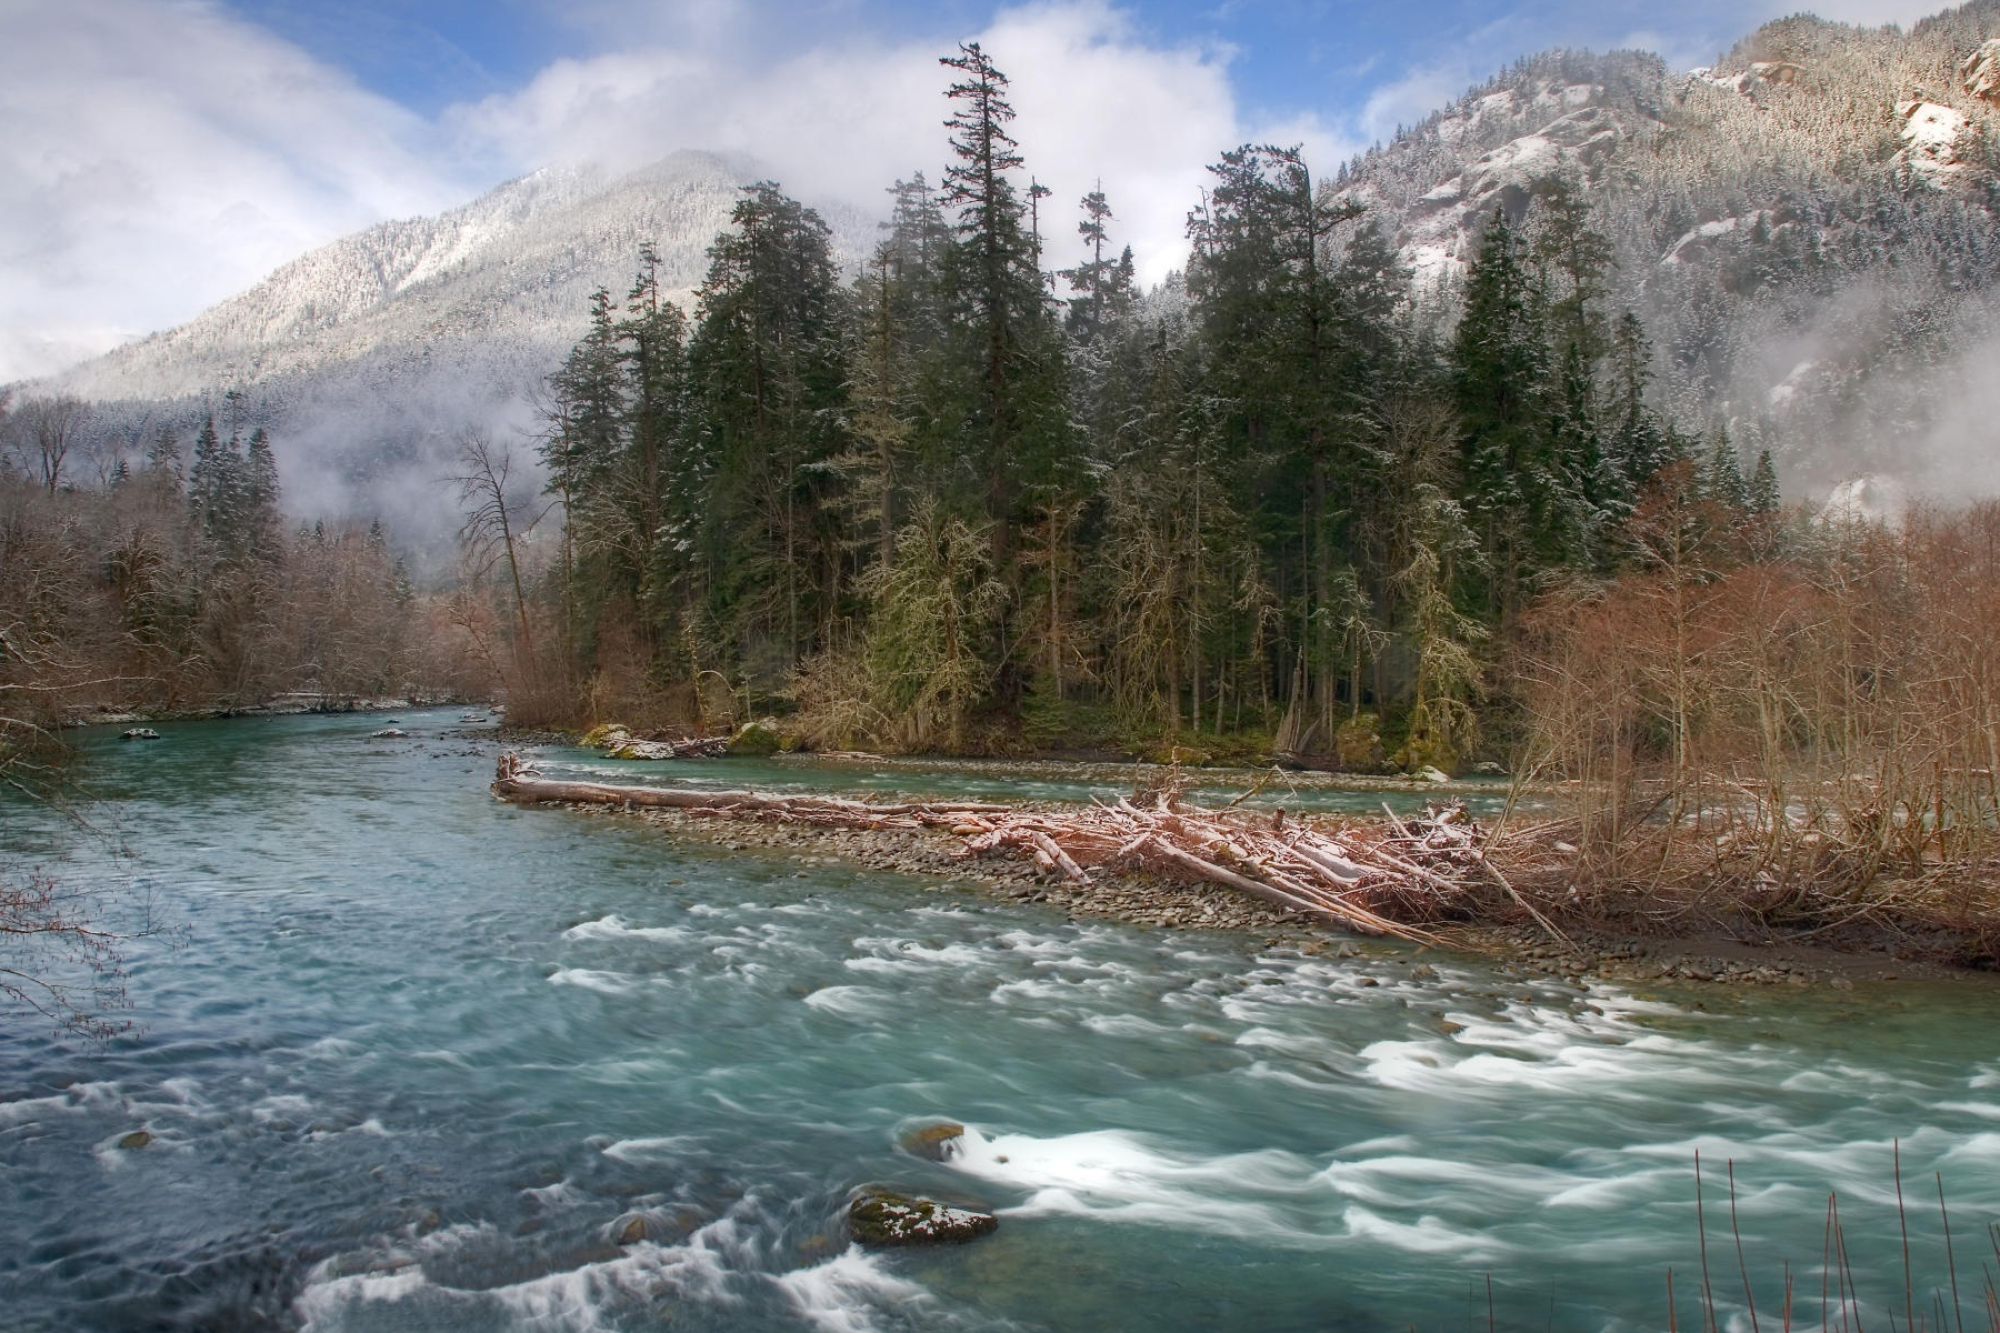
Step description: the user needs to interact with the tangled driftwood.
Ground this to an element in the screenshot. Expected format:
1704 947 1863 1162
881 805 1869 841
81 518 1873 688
492 753 1519 943
592 728 732 759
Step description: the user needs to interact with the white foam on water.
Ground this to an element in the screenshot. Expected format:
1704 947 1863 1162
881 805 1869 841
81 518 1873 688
0 1080 124 1126
411 1048 475 1069
602 1135 695 1163
1612 1129 1996 1212
1081 1012 1177 1039
1234 1025 1347 1061
296 1217 749 1333
988 977 1068 1005
548 968 641 995
1935 1129 2000 1169
1540 1165 1689 1208
944 1125 1330 1246
252 1093 314 1122
908 904 977 920
308 1116 392 1142
1315 1154 1566 1210
774 1245 936 1333
1777 1063 1899 1093
1341 1203 1505 1259
295 1268 430 1328
1239 1060 1347 1093
522 1178 587 1209
1354 990 1733 1098
802 985 898 1020
563 914 691 944
303 1036 364 1059
844 935 992 976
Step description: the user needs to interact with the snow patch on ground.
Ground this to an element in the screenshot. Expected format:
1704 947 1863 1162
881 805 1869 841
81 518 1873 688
1896 101 1970 181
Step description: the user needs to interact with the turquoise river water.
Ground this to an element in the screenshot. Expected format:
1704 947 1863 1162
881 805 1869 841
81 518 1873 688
2 709 1997 1332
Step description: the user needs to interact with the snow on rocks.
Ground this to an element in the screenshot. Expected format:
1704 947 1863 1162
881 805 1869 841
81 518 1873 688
1895 101 1971 182
1963 39 2000 105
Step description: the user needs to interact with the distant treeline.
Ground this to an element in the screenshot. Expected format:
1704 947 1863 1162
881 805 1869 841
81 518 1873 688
0 395 482 764
481 43 1779 764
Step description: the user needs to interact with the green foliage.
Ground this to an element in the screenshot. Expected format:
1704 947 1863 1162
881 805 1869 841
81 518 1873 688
1335 712 1388 772
859 503 1007 752
526 43 1760 757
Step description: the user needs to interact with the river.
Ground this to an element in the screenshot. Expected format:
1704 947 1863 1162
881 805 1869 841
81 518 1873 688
2 708 1996 1332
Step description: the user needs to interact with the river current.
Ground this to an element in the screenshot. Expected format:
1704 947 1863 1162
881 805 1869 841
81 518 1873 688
2 709 1997 1332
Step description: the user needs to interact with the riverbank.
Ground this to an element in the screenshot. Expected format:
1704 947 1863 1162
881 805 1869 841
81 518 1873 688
547 793 1990 994
68 694 474 727
20 705 2000 1333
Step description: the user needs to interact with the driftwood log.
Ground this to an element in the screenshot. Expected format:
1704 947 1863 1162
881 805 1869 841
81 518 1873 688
493 752 1009 825
594 728 732 759
491 752 1525 944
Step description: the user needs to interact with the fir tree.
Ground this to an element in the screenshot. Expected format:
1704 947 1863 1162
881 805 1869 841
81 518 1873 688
1748 450 1781 516
1605 312 1675 493
1453 210 1550 617
938 43 1067 548
1703 426 1750 511
689 183 850 672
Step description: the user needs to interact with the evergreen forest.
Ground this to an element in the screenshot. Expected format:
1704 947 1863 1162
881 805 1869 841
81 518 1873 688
505 44 1782 769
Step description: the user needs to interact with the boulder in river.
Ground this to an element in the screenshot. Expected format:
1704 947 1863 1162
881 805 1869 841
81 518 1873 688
899 1121 967 1162
120 728 161 741
728 717 788 756
847 1188 997 1247
116 1130 152 1150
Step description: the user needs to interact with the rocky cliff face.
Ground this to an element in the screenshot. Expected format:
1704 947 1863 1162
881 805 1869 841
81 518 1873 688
1334 3 2000 492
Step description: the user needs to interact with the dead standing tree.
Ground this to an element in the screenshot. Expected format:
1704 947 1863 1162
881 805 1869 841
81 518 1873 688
452 430 543 697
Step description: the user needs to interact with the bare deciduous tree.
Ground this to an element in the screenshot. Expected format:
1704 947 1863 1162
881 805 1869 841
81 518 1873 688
6 395 92 494
452 429 545 696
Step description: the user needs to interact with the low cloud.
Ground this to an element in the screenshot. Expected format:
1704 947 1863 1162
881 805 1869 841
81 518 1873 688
0 0 1966 385
0 0 474 382
447 1 1293 289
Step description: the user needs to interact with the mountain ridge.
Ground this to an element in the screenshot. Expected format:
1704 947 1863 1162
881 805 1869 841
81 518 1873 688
26 4 2000 534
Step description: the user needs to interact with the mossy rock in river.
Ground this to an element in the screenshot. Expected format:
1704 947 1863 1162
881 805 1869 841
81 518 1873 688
847 1188 997 1247
115 1130 152 1150
581 723 629 749
728 718 787 757
898 1121 966 1162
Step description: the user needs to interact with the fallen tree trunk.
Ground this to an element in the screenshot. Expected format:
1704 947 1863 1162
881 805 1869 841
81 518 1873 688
493 752 1008 822
490 752 1511 944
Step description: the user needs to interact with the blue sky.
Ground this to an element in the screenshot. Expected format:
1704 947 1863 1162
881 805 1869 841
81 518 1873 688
219 0 1924 130
0 0 1942 380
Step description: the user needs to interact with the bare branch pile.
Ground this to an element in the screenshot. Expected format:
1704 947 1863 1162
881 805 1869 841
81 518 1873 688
592 727 732 759
493 754 1514 943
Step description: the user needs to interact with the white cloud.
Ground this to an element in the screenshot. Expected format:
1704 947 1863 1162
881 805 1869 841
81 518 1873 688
0 0 472 382
448 1 1286 288
3 0 1965 387
1787 0 1947 27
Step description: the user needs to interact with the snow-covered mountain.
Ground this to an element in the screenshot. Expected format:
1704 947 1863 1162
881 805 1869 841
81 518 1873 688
36 5 2000 535
1333 4 2000 491
39 151 867 550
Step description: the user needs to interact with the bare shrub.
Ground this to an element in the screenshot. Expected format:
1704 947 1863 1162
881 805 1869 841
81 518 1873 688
1513 488 2000 946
